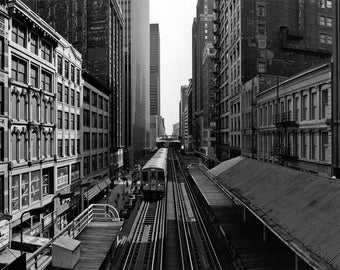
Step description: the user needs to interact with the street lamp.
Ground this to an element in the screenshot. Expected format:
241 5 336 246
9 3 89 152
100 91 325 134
20 206 46 254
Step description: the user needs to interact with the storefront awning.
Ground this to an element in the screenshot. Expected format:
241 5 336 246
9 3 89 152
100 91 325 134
97 178 111 191
84 178 111 201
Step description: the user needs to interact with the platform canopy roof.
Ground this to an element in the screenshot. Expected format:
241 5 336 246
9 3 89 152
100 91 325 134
210 157 340 270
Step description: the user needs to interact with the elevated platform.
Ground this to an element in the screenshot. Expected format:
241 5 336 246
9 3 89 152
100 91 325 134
189 157 340 270
188 165 297 270
24 204 122 270
74 221 123 270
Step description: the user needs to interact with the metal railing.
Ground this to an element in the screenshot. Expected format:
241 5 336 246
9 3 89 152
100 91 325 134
26 204 119 270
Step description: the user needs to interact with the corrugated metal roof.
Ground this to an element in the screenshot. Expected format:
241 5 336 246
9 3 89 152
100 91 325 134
210 157 340 269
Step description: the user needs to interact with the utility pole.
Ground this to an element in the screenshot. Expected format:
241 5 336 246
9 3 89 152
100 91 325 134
332 0 340 178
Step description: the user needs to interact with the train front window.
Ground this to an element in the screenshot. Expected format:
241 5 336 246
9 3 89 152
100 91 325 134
158 172 164 182
151 171 156 181
142 171 148 182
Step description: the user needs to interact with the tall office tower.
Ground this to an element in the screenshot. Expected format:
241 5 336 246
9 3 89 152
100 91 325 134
191 0 214 153
149 24 160 148
120 0 150 167
23 0 124 180
213 0 333 161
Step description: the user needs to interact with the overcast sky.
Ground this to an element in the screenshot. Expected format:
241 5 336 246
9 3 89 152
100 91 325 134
150 0 197 135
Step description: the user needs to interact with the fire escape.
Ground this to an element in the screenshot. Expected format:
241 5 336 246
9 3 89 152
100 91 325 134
272 107 299 165
213 0 222 160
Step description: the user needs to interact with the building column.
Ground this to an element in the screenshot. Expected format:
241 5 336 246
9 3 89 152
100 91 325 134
332 0 340 178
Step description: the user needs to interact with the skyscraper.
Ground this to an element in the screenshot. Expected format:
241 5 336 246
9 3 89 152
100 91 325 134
120 0 150 167
149 24 160 148
191 0 214 153
23 0 124 179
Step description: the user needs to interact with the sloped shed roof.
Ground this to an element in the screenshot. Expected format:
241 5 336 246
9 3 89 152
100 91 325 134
210 157 340 270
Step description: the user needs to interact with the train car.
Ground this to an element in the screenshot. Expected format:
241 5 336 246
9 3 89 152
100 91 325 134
169 139 181 151
141 148 168 201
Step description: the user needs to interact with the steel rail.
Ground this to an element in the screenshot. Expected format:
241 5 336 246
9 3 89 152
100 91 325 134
176 155 222 270
170 149 194 270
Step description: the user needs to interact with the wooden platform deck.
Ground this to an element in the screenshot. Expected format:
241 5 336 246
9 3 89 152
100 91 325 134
73 221 123 270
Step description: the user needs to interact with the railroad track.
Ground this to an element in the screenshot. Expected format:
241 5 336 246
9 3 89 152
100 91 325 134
115 200 165 270
165 149 222 270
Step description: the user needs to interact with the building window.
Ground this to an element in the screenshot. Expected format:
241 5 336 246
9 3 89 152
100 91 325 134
302 95 307 120
258 23 266 36
77 138 80 154
76 92 80 107
99 153 103 169
311 132 317 159
92 133 97 149
57 55 62 75
83 132 90 151
104 116 108 129
11 175 20 211
302 132 308 158
71 89 75 106
92 112 97 128
258 61 266 73
311 92 317 119
0 38 4 70
30 65 38 88
64 86 69 104
64 112 69 129
76 69 80 85
83 109 90 127
326 35 332 45
12 20 26 47
71 139 75 155
65 139 69 156
92 92 97 107
57 139 63 156
326 0 332 8
321 89 328 118
320 0 326 8
319 15 325 25
71 113 75 130
257 4 266 17
12 57 27 84
41 40 52 62
0 128 3 161
30 33 38 54
41 71 52 92
21 173 29 207
92 155 97 171
98 96 103 110
76 114 80 130
31 170 41 202
71 65 75 82
326 17 332 27
321 132 328 161
64 60 69 78
84 87 90 104
99 133 103 148
57 83 63 102
99 115 103 129
57 110 62 129
84 156 90 175
320 33 326 43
